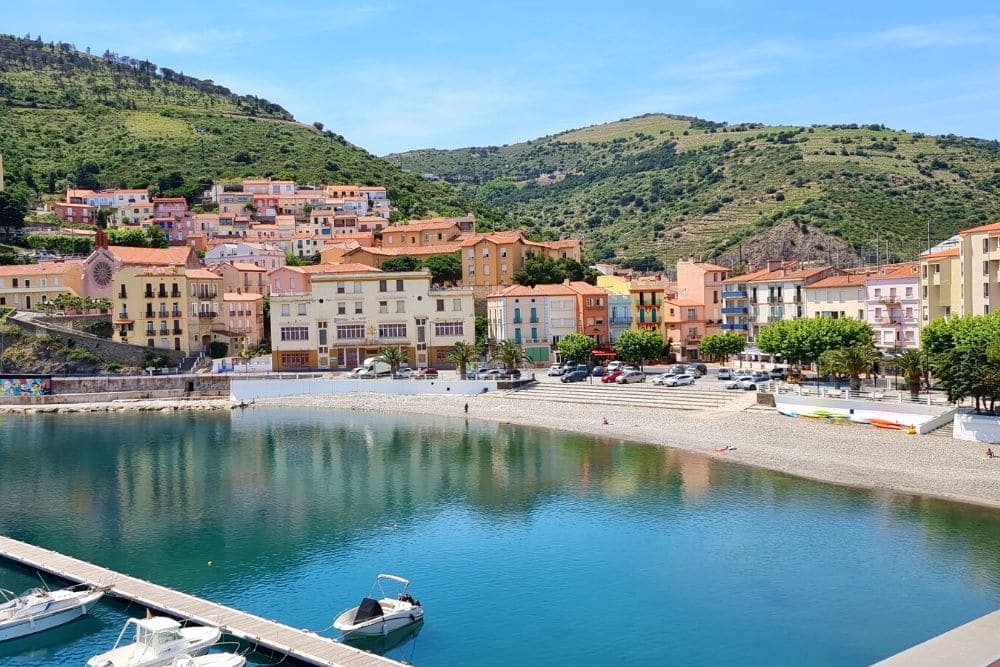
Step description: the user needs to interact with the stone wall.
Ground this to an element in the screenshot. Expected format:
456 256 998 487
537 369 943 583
36 313 109 334
0 375 231 404
8 311 185 367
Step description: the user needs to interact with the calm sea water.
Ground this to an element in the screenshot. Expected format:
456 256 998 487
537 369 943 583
1 408 999 666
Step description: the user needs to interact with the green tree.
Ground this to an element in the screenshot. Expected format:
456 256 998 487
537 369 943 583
494 339 532 371
699 332 745 363
377 345 408 374
923 312 1000 412
145 225 169 248
757 317 874 366
424 252 462 286
446 340 477 379
614 329 663 370
474 315 489 355
380 255 422 272
818 344 880 391
513 253 565 286
893 349 926 398
0 191 27 241
557 333 595 364
208 341 229 359
107 227 149 247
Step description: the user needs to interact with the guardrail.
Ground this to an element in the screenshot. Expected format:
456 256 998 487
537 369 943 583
764 382 955 406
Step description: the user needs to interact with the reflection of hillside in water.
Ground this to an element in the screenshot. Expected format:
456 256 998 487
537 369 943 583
2 409 1000 596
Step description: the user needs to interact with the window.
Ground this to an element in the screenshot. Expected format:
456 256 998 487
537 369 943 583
396 279 404 292
875 307 881 319
354 302 363 314
396 300 405 313
985 283 991 298
280 326 309 341
337 281 346 294
905 286 913 298
483 265 491 276
501 264 508 274
378 323 407 338
530 327 538 341
482 247 489 258
985 238 990 253
379 301 388 313
453 299 462 311
500 248 507 258
467 249 475 260
905 307 913 318
337 302 346 315
354 282 363 294
379 280 387 292
934 264 940 274
468 266 475 276
874 288 881 298
336 324 364 339
298 303 307 316
281 304 290 316
318 326 328 346
687 308 697 320
922 264 928 278
986 261 991 276
434 321 464 336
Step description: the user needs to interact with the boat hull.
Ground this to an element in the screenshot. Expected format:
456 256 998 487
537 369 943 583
334 607 424 636
0 590 103 642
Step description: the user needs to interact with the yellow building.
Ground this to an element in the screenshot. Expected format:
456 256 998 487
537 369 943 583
0 261 84 310
186 269 224 353
458 230 582 299
920 248 961 323
270 268 475 371
381 220 462 247
629 278 667 339
112 266 190 352
958 220 1000 317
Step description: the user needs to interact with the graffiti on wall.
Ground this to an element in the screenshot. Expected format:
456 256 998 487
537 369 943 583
0 376 52 397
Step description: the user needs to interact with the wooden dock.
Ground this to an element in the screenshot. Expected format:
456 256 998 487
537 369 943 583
0 534 403 667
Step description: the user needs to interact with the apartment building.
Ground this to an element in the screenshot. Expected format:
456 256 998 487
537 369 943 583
920 248 961 323
0 261 84 310
664 299 705 361
487 283 580 364
270 268 475 371
866 263 920 350
81 231 200 299
629 278 667 340
958 220 1000 317
203 241 285 271
382 220 462 247
219 292 265 352
597 275 633 343
460 231 582 299
269 263 381 296
565 281 610 346
215 261 270 296
112 266 191 352
675 259 730 334
803 274 868 320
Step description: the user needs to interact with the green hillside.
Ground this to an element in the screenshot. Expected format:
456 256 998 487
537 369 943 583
389 114 1000 267
0 34 485 220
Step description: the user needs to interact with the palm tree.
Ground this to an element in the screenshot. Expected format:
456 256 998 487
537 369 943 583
495 339 532 373
894 349 925 398
377 345 408 374
823 345 881 391
446 341 476 379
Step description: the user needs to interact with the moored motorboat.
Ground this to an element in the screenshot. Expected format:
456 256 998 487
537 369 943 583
333 574 423 637
170 653 246 667
87 616 221 667
0 584 105 642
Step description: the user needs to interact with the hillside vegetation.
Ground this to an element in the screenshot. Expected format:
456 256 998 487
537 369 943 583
0 34 489 220
389 114 1000 268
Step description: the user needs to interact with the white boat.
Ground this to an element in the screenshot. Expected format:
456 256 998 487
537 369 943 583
0 584 104 642
87 616 221 667
333 574 423 637
170 653 245 667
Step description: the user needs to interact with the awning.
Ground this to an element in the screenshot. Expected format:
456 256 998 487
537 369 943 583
592 350 617 358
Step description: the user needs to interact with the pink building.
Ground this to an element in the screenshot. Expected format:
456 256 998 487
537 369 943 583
866 263 920 350
675 258 731 339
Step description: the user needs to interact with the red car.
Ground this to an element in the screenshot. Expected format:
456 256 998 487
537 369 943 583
601 369 624 383
413 368 440 380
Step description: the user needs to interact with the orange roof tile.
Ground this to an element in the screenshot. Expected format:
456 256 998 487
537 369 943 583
109 245 194 266
390 219 461 232
0 260 83 277
185 269 221 280
277 263 382 275
564 281 607 295
489 283 578 298
921 248 960 260
227 262 268 272
807 273 870 288
959 221 1000 235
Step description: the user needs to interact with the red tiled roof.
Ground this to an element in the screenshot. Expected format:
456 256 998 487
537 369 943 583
0 260 83 276
185 269 221 280
358 244 461 257
959 221 1000 235
227 262 268 272
807 273 870 288
564 281 607 295
921 248 960 260
276 263 382 275
489 283 578 298
109 245 193 266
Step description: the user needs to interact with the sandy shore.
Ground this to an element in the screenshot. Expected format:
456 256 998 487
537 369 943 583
256 391 1000 510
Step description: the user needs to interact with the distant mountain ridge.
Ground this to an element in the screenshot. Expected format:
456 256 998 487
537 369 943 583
387 113 1000 269
0 34 490 222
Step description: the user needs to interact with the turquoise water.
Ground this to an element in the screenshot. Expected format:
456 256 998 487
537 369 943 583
1 408 1000 666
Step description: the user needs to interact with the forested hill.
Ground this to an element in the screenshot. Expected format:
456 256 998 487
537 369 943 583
0 34 487 220
388 114 1000 268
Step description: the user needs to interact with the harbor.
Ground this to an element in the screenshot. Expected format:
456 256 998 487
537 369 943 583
0 535 401 667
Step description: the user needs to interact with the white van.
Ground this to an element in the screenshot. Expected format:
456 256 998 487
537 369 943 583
358 357 391 377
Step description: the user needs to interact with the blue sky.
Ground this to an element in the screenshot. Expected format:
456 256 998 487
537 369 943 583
5 1 1000 154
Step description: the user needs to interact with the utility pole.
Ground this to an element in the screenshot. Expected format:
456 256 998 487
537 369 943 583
926 219 931 255
875 231 880 271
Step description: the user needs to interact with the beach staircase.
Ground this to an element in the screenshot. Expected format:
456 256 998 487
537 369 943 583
505 379 747 411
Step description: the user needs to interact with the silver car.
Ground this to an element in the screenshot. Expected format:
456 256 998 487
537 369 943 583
616 370 646 384
663 373 695 387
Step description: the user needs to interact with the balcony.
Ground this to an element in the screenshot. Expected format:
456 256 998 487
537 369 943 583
171 289 181 298
722 290 747 299
513 317 523 324
529 316 539 324
172 308 182 317
686 335 702 343
197 311 218 318
722 323 749 331
767 296 782 305
721 306 748 315
158 311 169 319
144 289 154 299
609 316 632 325
767 315 784 323
157 289 168 298
194 290 218 299
172 327 183 335
145 309 154 318
881 296 901 307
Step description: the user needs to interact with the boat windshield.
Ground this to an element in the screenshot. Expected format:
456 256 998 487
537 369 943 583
18 588 45 598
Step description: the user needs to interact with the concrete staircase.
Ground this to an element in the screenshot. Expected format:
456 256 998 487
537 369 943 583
505 380 751 411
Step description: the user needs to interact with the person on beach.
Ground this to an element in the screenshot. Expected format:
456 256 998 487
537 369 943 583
602 417 609 425
988 448 995 459
464 403 469 414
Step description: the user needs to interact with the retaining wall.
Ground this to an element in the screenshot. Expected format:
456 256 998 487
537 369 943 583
0 375 231 404
231 377 499 402
774 394 956 434
954 413 1000 443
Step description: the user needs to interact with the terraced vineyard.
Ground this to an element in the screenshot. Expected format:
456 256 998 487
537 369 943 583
389 114 1000 269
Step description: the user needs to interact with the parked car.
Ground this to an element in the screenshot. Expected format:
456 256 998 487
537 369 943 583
607 361 624 372
602 369 625 383
650 373 672 386
346 367 365 378
668 365 687 375
663 373 695 387
413 367 439 380
725 377 760 390
682 366 703 378
477 368 503 380
591 365 606 376
691 363 708 375
393 367 414 379
561 369 589 383
547 364 566 376
717 367 733 380
750 371 770 383
769 367 787 380
733 368 752 378
616 370 646 384
503 369 522 380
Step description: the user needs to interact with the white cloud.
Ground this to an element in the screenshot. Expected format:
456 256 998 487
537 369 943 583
659 40 803 83
872 22 997 48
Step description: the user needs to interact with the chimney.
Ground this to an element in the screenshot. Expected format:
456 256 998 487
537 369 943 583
767 259 783 271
